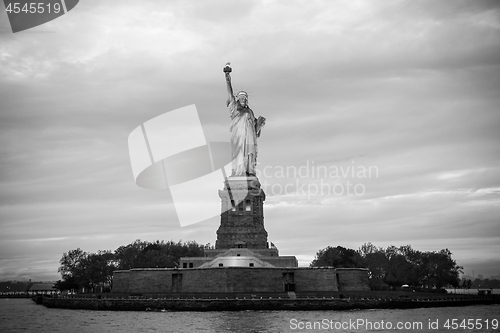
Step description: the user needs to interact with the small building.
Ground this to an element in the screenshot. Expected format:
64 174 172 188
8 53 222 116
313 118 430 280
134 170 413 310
477 288 492 296
28 283 58 295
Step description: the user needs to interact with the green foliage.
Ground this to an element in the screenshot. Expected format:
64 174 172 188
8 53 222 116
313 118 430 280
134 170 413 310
361 243 462 289
57 248 116 291
114 239 205 270
310 246 363 268
81 250 117 288
57 239 206 292
468 278 500 288
462 279 472 289
310 242 463 289
420 249 463 289
55 277 78 292
58 248 87 282
0 281 33 293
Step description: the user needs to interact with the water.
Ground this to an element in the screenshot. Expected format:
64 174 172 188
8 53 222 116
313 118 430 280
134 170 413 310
0 299 498 332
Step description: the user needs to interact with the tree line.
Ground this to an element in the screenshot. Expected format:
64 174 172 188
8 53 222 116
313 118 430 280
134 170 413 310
461 278 500 289
56 239 207 292
57 239 464 292
0 281 34 293
310 242 463 290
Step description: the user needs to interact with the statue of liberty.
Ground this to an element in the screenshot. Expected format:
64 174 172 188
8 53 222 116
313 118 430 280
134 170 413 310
224 63 265 176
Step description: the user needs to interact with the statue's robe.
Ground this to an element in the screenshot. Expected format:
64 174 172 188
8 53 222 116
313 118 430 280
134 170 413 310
229 100 258 176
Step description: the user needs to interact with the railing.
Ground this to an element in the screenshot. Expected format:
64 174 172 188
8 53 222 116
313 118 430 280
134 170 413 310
50 292 499 302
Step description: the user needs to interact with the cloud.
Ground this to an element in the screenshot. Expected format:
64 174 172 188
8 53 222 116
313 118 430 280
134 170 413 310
0 0 499 279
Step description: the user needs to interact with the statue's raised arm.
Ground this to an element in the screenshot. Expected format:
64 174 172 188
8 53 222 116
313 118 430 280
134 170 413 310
224 62 234 107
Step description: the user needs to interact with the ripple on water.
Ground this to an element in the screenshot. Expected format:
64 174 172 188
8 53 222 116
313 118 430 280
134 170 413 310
0 299 498 333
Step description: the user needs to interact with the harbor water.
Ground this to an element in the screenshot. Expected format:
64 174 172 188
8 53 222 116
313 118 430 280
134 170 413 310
0 298 499 332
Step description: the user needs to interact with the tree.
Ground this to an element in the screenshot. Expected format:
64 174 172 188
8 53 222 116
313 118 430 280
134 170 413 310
397 245 424 287
421 249 462 289
310 246 363 268
58 248 87 282
358 242 381 256
57 240 207 293
363 251 388 280
358 244 413 287
385 250 411 287
80 251 117 291
357 243 463 290
114 239 148 270
114 239 205 270
358 243 388 280
58 248 117 292
472 278 483 288
489 279 500 288
55 277 78 292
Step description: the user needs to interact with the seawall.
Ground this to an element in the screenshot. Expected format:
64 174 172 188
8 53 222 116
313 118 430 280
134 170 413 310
40 295 500 311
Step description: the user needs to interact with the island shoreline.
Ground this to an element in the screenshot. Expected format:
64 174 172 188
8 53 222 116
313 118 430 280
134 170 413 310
36 294 500 311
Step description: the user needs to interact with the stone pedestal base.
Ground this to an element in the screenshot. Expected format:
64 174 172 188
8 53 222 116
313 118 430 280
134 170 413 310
216 176 268 249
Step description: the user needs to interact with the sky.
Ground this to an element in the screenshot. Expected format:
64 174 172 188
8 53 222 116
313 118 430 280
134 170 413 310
0 0 499 282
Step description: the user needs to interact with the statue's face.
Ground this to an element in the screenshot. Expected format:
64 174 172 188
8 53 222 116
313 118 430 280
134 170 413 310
238 95 248 106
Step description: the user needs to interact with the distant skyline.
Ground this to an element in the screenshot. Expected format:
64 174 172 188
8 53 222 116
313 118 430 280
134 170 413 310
1 0 499 281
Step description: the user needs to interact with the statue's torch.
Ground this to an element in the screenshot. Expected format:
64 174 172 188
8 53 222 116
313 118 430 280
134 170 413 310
223 62 232 73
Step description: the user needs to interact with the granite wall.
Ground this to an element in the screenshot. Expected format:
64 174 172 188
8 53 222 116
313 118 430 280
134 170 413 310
112 267 370 294
337 268 371 291
112 271 129 293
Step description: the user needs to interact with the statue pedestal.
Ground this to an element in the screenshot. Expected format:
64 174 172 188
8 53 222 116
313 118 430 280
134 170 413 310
179 175 298 268
215 176 268 250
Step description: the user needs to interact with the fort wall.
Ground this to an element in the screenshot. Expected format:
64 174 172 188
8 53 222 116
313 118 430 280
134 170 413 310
112 267 370 294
